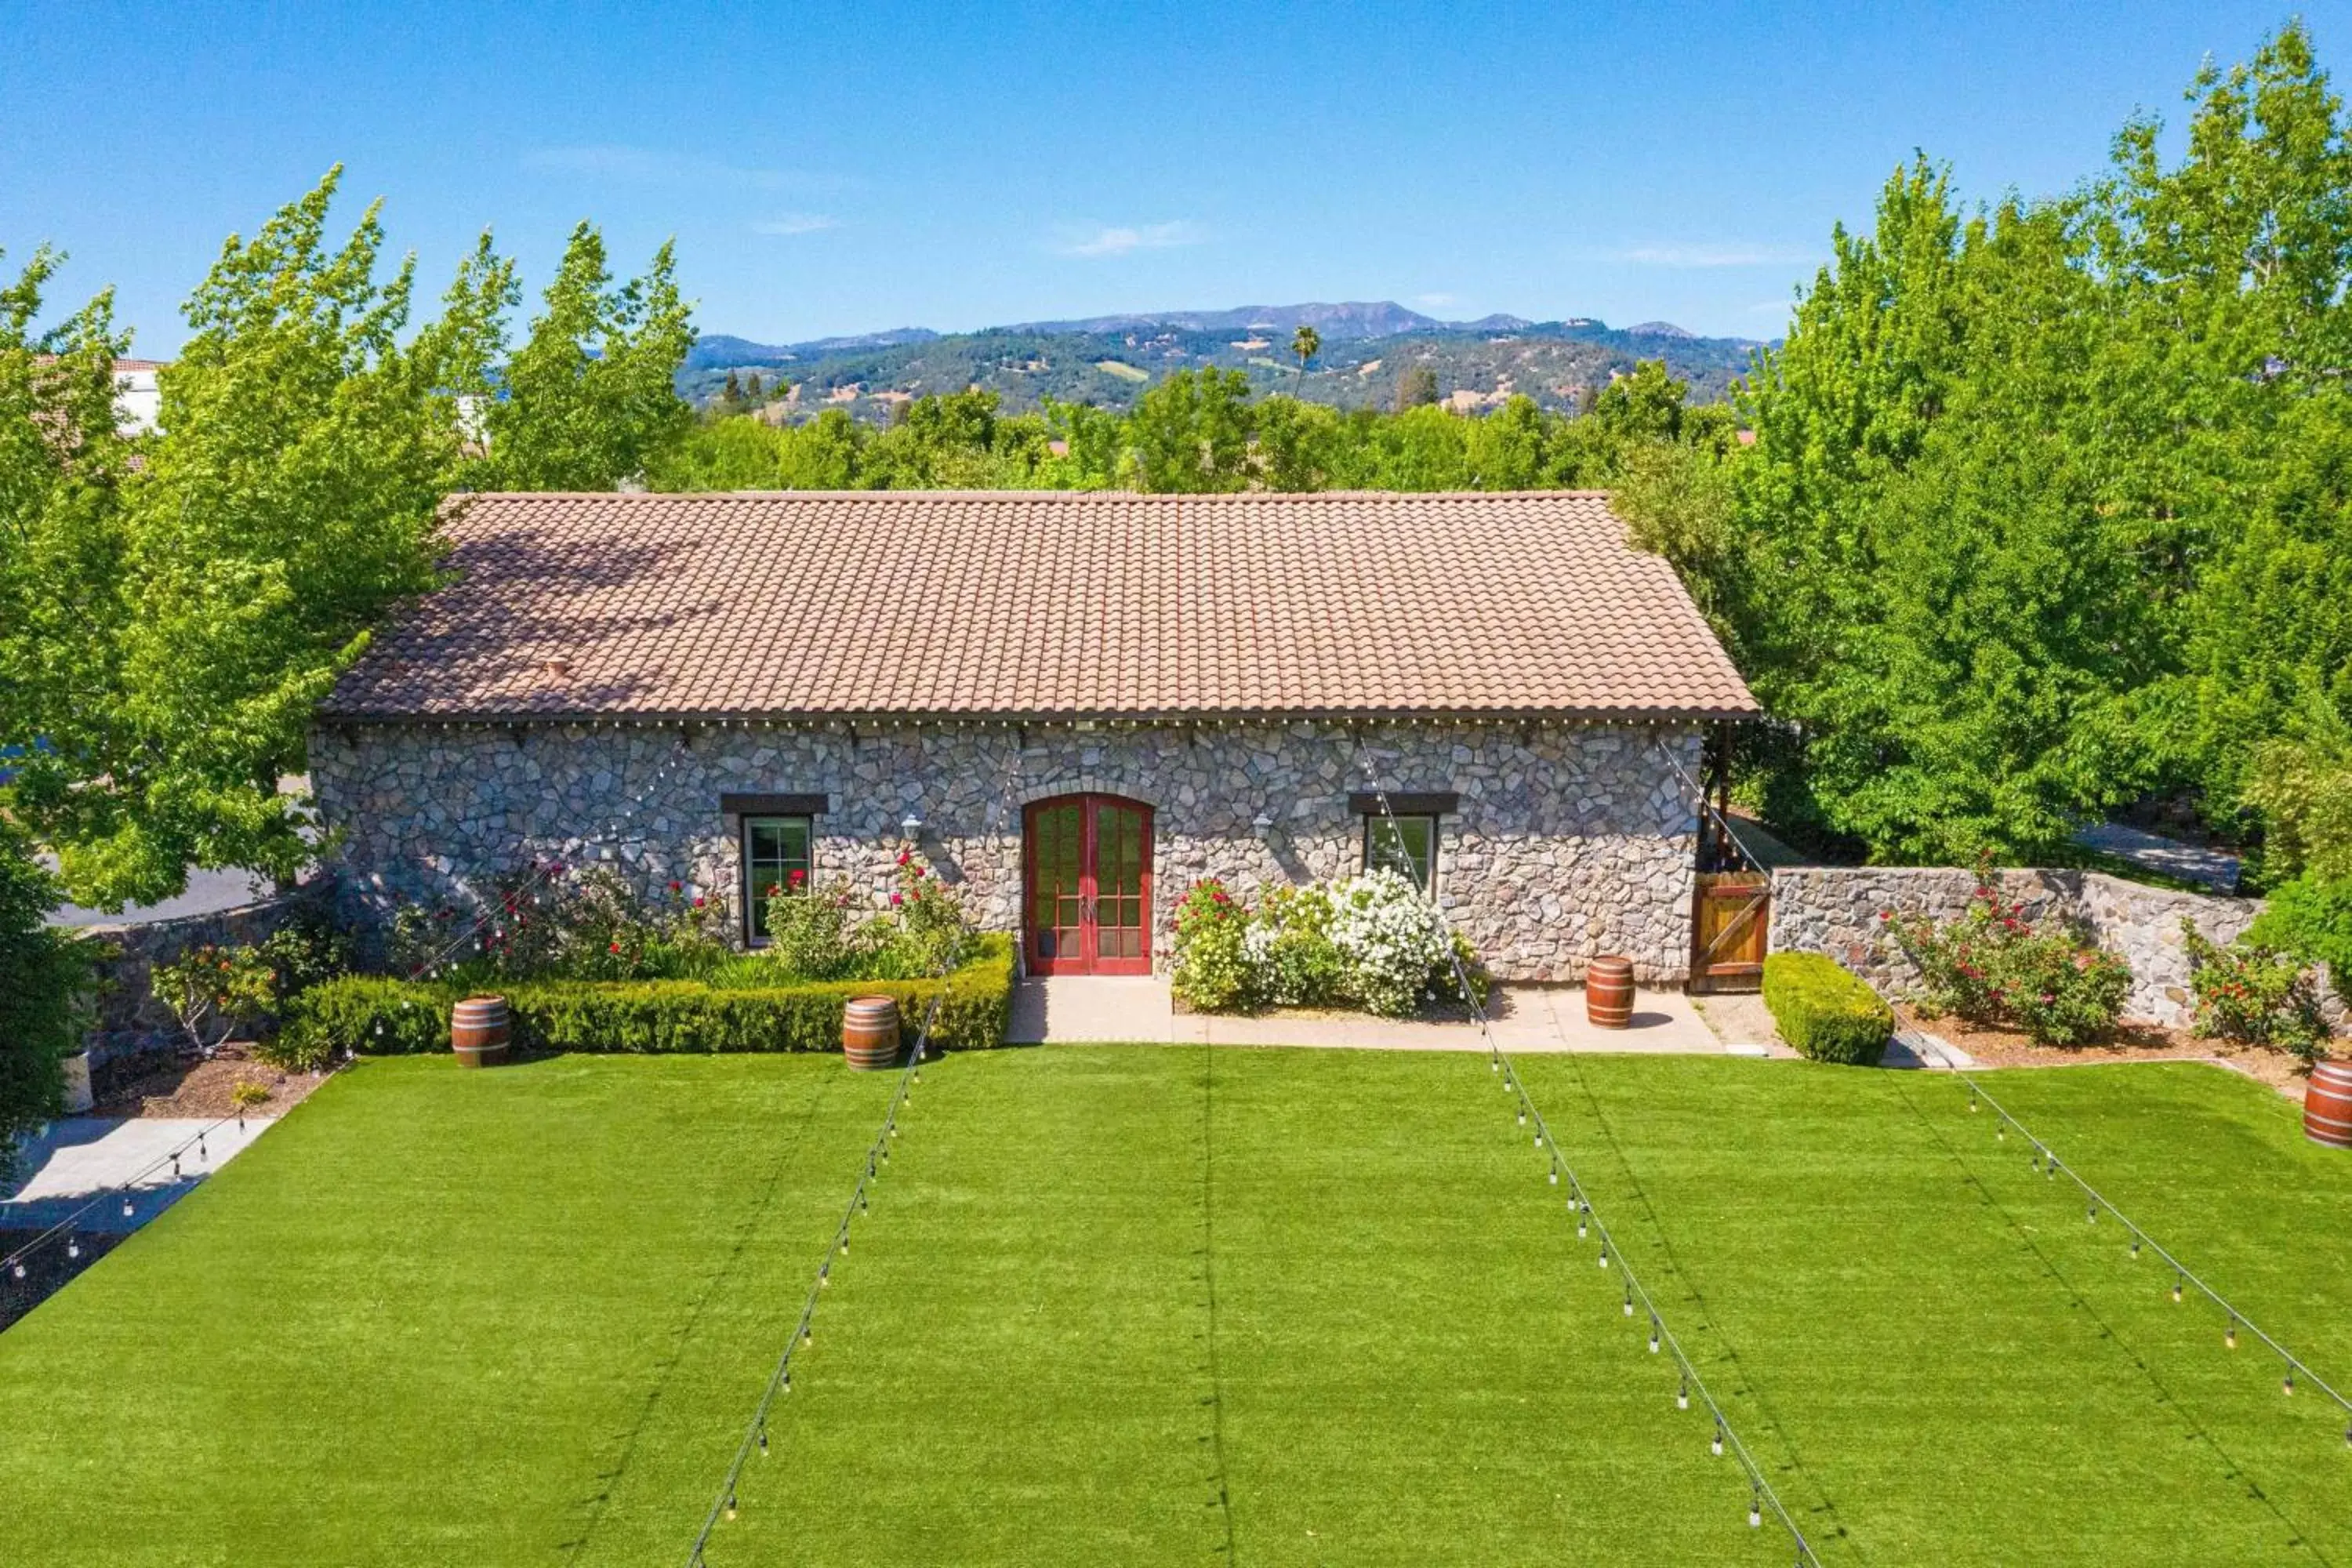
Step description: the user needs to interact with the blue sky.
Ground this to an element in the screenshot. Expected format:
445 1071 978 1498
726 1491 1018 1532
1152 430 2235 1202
4 2 2345 351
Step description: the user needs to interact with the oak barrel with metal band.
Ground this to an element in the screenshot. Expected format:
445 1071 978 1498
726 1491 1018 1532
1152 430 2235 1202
451 996 510 1068
1586 954 1635 1029
844 996 902 1071
2307 1060 2352 1149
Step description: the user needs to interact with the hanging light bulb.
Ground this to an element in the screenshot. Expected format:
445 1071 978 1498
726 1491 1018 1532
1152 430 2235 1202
2282 1368 2295 1396
122 1196 134 1219
1968 1091 1978 1113
2172 1276 2183 1304
2046 1155 2058 1180
1995 1123 2005 1142
1750 1485 1763 1528
724 1491 738 1522
1548 1164 1559 1185
9 1260 22 1280
1623 1284 1634 1317
1648 1318 1662 1355
66 1238 80 1260
1711 1419 1725 1457
1517 1105 1527 1127
2086 1202 2097 1224
2227 1317 2238 1350
1534 1130 1544 1149
2130 1237 2141 1259
1598 1244 1610 1269
759 1426 770 1456
197 1137 207 1162
2030 1149 2042 1172
1676 1377 1690 1410
1577 1203 1589 1239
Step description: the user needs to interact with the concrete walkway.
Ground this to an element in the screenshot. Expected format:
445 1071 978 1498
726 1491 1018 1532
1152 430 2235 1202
1007 976 1750 1054
2 1116 275 1234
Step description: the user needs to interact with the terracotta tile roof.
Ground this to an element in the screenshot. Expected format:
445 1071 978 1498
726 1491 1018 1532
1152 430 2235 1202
322 491 1759 722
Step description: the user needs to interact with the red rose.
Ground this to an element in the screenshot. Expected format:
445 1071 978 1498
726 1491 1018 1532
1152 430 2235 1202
693 895 706 909
789 869 806 885
608 941 621 953
669 880 682 893
891 892 904 906
767 884 781 897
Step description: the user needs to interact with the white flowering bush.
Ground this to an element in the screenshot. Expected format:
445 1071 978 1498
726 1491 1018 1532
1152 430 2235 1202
1328 869 1460 1015
1174 870 1490 1018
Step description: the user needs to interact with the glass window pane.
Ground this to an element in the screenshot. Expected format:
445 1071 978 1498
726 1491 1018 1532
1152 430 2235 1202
1363 814 1436 891
744 815 813 940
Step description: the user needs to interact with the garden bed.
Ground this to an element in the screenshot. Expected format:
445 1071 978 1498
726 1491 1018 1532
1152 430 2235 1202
1892 1002 2317 1094
89 1045 328 1119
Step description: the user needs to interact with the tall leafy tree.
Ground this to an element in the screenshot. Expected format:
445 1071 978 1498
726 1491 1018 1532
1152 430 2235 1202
470 223 696 491
7 170 506 907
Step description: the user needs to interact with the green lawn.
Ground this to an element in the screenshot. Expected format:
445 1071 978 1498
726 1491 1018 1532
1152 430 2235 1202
0 1047 2345 1565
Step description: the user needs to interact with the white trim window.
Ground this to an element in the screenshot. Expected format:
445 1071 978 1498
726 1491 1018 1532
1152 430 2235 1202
742 815 814 943
1362 812 1438 892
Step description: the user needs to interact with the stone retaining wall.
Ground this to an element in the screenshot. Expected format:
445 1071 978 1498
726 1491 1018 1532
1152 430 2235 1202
1769 866 2342 1031
70 886 325 1066
310 719 1705 982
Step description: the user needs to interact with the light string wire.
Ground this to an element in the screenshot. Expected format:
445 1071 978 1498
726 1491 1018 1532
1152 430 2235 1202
1653 733 1768 877
682 737 1026 1567
2 1112 241 1278
1350 732 1821 1564
1951 1069 2352 1439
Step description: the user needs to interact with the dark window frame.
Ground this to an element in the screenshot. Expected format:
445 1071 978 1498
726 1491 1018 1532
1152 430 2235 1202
741 815 815 945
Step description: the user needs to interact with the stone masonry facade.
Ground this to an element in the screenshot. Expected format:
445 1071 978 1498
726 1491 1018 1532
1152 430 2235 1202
310 719 1706 982
1770 865 2343 1033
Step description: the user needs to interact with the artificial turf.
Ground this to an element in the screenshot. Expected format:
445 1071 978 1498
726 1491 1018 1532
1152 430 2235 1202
0 1047 2343 1565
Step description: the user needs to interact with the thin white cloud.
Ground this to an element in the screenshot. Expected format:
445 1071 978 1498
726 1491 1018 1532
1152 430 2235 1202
752 214 840 236
1609 242 1811 269
525 144 840 193
1056 220 1202 258
1414 292 1458 307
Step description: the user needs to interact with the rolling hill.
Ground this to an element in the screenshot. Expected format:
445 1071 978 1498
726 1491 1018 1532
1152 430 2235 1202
682 303 1766 421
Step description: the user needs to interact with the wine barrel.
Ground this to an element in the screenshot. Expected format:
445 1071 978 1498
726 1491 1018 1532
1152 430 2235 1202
843 996 902 1072
451 996 510 1069
1586 955 1635 1029
2307 1060 2352 1150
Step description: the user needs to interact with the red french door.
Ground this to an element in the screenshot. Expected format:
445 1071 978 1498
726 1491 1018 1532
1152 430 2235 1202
1023 794 1152 975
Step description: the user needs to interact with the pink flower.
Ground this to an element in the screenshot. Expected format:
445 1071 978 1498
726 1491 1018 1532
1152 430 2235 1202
693 895 706 909
788 868 807 886
608 941 621 954
669 880 682 893
891 892 904 906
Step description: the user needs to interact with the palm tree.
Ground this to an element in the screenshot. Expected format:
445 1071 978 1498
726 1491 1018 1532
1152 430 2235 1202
1290 325 1320 396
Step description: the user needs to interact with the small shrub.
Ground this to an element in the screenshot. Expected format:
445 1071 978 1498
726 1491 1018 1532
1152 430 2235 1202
152 942 277 1054
1762 953 1895 1065
229 1079 274 1111
1246 884 1346 1006
1328 868 1457 1017
2249 873 2352 1009
764 875 862 981
256 906 354 997
1882 869 2131 1046
1172 880 1254 1012
2182 921 2328 1062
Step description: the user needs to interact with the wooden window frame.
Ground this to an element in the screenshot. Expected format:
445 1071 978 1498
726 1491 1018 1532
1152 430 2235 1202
740 815 814 946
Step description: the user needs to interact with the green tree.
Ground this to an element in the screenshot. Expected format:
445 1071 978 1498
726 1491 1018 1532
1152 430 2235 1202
1393 363 1438 412
1290 324 1320 395
0 821 91 1178
471 223 696 491
8 172 507 907
1128 368 1254 492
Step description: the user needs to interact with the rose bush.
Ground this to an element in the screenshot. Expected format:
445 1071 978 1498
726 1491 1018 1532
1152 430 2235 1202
2182 921 2328 1061
1882 869 2130 1046
1174 871 1488 1018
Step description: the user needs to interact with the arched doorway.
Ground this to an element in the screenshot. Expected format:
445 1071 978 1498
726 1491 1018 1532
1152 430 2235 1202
1023 793 1153 975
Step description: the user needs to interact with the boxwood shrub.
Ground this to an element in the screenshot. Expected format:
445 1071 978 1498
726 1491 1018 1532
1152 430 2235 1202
1762 952 1896 1066
277 934 1014 1067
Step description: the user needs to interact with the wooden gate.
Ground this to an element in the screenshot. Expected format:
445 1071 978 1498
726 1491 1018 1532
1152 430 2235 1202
1690 872 1769 993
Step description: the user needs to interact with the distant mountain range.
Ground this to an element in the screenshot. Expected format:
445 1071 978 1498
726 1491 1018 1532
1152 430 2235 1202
682 301 1767 419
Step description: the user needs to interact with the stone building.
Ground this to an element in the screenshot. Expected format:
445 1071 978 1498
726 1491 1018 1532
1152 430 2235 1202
311 490 1757 982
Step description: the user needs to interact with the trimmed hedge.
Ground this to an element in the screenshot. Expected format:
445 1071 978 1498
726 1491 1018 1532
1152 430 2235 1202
278 934 1014 1065
1762 952 1895 1066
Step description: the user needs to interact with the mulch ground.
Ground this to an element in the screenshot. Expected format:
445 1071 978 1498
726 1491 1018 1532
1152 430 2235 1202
1893 1002 2321 1095
89 1044 332 1120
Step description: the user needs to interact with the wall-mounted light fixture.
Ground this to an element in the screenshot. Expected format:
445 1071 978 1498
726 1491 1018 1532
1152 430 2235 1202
902 811 926 838
1251 811 1275 838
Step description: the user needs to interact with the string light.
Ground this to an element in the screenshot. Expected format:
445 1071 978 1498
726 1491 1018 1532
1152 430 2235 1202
1361 739 1822 1568
1750 1483 1763 1528
1956 1072 2352 1452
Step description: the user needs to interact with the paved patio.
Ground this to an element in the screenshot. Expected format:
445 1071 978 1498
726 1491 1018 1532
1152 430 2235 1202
1006 977 1776 1054
2 1116 275 1234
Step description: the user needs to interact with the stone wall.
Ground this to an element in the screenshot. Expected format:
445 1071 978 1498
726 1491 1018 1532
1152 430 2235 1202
70 886 325 1066
309 719 1705 982
1765 866 2344 1030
